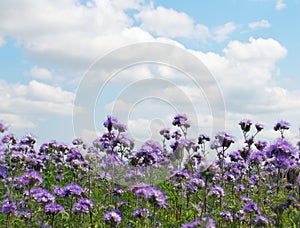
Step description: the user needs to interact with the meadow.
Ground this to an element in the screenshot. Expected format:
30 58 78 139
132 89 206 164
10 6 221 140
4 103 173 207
0 115 299 227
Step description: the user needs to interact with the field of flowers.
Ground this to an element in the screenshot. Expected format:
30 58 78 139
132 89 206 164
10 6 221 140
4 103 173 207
0 115 300 227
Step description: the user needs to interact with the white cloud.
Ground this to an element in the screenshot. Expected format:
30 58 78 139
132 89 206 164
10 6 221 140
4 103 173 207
0 80 74 116
0 0 154 69
212 22 237 43
0 36 5 47
276 0 286 10
135 6 210 42
24 65 53 80
248 19 271 29
0 113 36 129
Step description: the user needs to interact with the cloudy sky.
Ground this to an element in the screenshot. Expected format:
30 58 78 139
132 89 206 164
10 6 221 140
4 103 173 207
0 0 299 146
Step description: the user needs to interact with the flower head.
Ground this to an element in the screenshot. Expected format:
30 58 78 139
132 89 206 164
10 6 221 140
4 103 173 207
45 203 65 215
18 171 43 187
132 208 150 218
72 198 94 213
2 199 17 215
274 120 290 131
239 119 252 132
254 215 269 227
103 210 122 226
0 122 8 133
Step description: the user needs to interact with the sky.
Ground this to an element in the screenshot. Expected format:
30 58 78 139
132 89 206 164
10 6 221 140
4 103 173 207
0 0 300 148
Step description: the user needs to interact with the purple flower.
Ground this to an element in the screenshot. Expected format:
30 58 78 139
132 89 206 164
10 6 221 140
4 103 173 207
243 202 260 214
2 133 18 144
113 187 124 196
220 210 233 222
72 198 94 213
18 171 43 187
265 139 296 169
53 186 67 198
211 132 235 149
0 168 6 179
182 219 200 228
24 188 55 203
159 128 170 140
103 116 118 132
65 184 83 196
0 122 8 133
274 120 290 131
198 134 210 144
255 123 264 132
72 138 84 145
229 151 243 162
132 208 150 218
172 114 190 128
45 203 65 215
134 186 167 208
103 210 122 226
20 134 36 147
2 199 17 215
201 216 216 228
208 186 225 198
254 140 267 151
254 215 268 226
248 151 266 165
171 130 182 140
239 119 252 132
234 184 245 192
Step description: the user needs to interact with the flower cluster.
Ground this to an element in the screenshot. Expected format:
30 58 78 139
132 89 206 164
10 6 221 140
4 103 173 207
0 116 299 227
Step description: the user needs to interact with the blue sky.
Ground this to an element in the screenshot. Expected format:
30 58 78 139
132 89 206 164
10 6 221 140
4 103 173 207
0 0 299 146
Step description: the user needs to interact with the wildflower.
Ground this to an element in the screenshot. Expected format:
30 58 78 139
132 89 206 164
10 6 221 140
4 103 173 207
274 120 290 131
229 151 243 162
72 138 84 145
171 130 182 140
208 186 225 198
248 151 266 165
220 210 233 222
198 134 210 144
45 203 65 215
253 215 269 227
132 208 150 218
182 219 200 228
211 132 234 149
234 184 245 192
53 186 67 198
72 198 94 213
159 128 171 140
134 186 167 208
239 119 252 132
172 114 190 128
243 202 260 214
24 188 55 203
0 122 8 133
2 199 17 215
18 171 43 187
65 184 83 196
254 141 267 151
103 210 122 226
255 123 264 132
265 139 296 169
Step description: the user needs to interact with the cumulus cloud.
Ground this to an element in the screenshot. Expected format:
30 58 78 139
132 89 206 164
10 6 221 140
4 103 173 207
0 80 74 116
24 65 53 80
0 0 153 69
248 19 271 29
276 0 286 10
0 113 36 129
212 22 237 43
135 5 210 42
